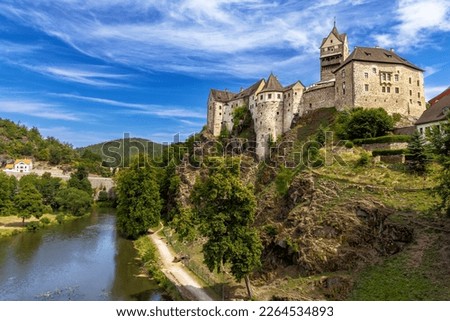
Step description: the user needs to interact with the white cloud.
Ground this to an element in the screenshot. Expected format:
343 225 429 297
0 99 80 121
374 0 450 51
425 85 448 101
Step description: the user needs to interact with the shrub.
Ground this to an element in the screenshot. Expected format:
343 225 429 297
26 221 40 231
354 135 411 145
345 141 354 149
357 152 371 166
372 149 407 156
337 108 394 140
40 217 51 225
56 213 65 224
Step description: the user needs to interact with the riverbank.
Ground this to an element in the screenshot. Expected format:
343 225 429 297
145 227 215 301
0 213 81 237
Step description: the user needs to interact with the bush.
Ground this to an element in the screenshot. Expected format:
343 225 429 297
26 221 40 231
357 153 371 166
345 141 354 149
354 135 411 145
56 213 65 224
40 217 51 225
372 149 407 156
337 108 394 140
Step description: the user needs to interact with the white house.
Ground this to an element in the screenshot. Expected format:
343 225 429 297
3 159 33 173
416 91 450 136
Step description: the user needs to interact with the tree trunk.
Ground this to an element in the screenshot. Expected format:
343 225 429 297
22 217 25 226
244 275 253 299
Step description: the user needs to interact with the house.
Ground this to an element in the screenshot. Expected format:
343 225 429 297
3 159 33 173
416 92 450 136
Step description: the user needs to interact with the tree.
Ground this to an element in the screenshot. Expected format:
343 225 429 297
14 184 45 225
429 115 450 216
37 172 62 209
55 187 92 216
115 159 162 239
407 130 427 174
337 108 394 140
0 173 17 216
191 160 262 299
68 166 92 195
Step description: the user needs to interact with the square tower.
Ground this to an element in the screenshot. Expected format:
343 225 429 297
320 24 349 82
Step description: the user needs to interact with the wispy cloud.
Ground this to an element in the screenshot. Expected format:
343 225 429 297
54 93 205 119
425 85 449 100
0 0 379 80
374 0 450 51
0 99 80 121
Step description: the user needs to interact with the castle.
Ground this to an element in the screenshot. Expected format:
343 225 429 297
206 24 426 158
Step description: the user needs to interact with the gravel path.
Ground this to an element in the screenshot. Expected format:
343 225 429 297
149 230 214 301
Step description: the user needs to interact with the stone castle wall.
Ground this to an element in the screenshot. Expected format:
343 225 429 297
301 82 336 113
335 61 425 118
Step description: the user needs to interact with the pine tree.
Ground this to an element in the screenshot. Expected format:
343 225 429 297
407 130 427 174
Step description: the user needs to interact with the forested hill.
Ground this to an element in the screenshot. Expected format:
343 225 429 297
0 118 76 165
77 138 164 164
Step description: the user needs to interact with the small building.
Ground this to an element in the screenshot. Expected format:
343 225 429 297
3 159 34 173
416 92 450 136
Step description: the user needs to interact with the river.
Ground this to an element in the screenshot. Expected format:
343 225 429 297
0 209 167 301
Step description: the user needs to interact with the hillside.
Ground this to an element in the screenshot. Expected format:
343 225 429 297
0 118 76 166
78 137 164 167
161 108 450 300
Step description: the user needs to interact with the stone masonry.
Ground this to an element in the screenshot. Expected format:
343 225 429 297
206 24 426 159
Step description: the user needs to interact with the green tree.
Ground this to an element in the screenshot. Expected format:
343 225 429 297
0 173 17 216
14 184 45 225
407 131 427 174
115 160 162 239
55 187 92 216
68 166 92 195
337 108 394 140
191 161 262 299
37 172 63 209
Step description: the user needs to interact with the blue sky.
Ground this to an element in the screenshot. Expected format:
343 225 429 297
0 0 449 147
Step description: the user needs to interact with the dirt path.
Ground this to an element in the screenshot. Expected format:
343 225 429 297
149 228 214 301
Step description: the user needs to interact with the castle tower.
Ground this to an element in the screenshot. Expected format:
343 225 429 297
320 23 349 82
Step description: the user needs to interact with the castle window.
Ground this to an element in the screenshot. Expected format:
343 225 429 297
410 99 413 103
284 94 286 98
364 72 368 78
382 86 386 93
309 103 312 108
219 106 222 109
410 90 412 96
386 87 391 93
294 92 297 96
382 73 386 81
395 87 399 93
372 68 376 74
409 77 412 84
341 69 345 78
394 74 399 81
277 94 281 99
219 113 222 115
364 84 369 91
342 82 346 95
277 112 279 115
268 94 272 99
387 73 391 81
418 101 422 106
260 95 263 100
417 80 420 86
418 92 420 98
260 121 262 125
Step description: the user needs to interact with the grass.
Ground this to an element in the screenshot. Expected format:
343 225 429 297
349 240 449 300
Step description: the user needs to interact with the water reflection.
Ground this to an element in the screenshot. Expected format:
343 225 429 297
0 210 164 301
